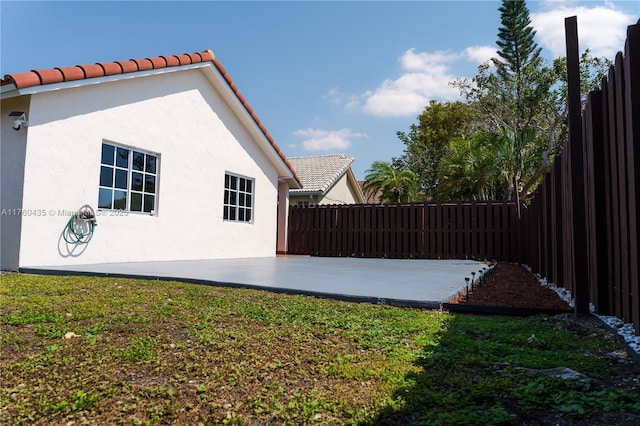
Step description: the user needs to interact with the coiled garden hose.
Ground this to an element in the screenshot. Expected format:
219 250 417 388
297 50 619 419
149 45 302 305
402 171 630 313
63 205 97 245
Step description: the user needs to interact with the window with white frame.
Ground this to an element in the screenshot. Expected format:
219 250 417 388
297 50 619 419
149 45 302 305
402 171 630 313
223 173 253 223
98 142 158 213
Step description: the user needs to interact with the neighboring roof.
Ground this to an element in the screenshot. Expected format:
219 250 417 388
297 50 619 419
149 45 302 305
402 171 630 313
1 50 301 188
289 154 364 202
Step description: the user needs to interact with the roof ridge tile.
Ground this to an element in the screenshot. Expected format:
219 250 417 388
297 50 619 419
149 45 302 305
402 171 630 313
116 60 138 73
55 66 85 82
133 58 153 71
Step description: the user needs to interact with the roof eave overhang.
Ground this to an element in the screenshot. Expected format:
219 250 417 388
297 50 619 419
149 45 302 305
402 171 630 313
290 189 323 196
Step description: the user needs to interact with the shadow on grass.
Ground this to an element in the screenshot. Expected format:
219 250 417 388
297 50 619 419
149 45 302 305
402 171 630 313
365 313 640 425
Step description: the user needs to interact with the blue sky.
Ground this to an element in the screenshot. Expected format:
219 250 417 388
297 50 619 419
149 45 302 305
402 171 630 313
1 1 638 179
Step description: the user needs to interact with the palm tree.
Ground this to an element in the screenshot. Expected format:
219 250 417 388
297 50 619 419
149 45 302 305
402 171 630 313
363 161 418 204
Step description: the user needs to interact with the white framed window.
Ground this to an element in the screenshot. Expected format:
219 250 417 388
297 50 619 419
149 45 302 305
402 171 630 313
223 173 253 223
98 142 158 214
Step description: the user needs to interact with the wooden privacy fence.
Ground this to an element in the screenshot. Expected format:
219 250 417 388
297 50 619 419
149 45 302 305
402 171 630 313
520 18 639 332
288 202 519 261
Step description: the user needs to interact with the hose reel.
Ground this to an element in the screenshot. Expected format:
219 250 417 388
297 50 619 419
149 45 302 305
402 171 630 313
63 204 97 245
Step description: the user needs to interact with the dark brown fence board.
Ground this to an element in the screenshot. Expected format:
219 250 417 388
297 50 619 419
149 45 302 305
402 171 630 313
614 52 631 323
623 21 640 332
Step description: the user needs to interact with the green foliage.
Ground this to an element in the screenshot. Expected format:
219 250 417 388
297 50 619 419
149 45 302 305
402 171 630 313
396 100 477 198
437 132 505 200
116 337 158 362
363 160 418 203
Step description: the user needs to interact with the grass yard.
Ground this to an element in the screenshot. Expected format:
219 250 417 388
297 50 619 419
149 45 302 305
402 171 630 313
1 273 639 425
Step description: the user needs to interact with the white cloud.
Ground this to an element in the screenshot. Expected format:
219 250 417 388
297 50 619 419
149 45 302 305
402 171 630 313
532 5 635 58
360 48 460 117
322 88 360 110
464 45 498 64
292 128 368 151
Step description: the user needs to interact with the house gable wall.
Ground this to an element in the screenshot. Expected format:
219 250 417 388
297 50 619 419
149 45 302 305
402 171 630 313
317 172 360 205
16 69 280 267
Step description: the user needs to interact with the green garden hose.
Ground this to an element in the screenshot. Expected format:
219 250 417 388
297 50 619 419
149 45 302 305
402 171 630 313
63 205 97 245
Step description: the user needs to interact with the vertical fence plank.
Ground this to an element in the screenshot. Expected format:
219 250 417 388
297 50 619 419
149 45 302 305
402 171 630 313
623 21 640 332
613 52 631 323
566 16 590 316
606 65 623 319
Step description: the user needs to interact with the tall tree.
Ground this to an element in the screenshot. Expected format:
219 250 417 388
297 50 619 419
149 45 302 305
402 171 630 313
363 161 418 204
455 0 553 201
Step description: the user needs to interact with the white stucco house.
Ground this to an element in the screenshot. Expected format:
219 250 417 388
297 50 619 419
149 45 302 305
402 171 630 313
289 155 364 206
0 50 301 270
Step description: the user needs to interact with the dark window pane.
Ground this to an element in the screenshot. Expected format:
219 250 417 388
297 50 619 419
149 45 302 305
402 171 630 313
101 144 114 165
239 193 245 206
130 193 142 211
145 175 156 194
246 195 252 208
225 174 230 188
132 152 144 171
144 195 154 213
230 176 237 190
224 190 229 204
98 188 112 209
100 166 113 187
115 169 128 189
229 207 236 220
146 155 156 173
116 147 129 168
230 192 236 205
246 209 251 222
240 178 246 192
114 190 127 210
246 180 252 193
239 209 245 221
131 172 143 191
223 206 229 220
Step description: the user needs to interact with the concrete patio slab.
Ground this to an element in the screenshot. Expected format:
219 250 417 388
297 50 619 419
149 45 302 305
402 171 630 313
20 257 488 309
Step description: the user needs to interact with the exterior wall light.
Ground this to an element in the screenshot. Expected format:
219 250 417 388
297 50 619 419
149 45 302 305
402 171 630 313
8 111 28 131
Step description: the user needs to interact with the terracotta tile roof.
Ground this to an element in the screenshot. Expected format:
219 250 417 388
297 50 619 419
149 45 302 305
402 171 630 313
1 51 214 89
288 154 355 194
1 50 301 188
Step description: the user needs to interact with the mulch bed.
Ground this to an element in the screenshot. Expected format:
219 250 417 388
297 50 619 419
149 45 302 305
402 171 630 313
445 262 572 313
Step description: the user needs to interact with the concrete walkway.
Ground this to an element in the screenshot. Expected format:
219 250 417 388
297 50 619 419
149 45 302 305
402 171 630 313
21 257 487 309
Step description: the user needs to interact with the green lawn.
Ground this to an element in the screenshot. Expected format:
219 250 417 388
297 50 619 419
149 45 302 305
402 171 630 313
1 273 639 425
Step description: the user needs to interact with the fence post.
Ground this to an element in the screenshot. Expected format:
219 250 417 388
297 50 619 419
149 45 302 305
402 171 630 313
565 16 590 316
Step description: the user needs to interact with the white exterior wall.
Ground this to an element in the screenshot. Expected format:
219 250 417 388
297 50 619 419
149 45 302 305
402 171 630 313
1 96 30 270
15 69 280 267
